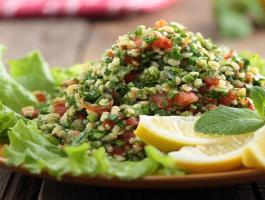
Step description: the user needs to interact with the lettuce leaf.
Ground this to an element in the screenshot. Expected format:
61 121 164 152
93 148 158 180
4 120 98 178
145 145 186 176
51 64 83 86
0 102 22 138
8 51 55 94
3 120 158 180
0 46 38 113
240 51 265 75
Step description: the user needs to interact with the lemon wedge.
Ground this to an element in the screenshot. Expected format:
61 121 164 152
242 126 265 169
169 133 253 173
134 115 220 152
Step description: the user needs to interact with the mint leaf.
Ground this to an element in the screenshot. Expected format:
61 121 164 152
250 86 265 119
195 106 264 135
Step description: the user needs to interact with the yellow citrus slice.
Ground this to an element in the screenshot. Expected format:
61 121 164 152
169 133 253 173
134 115 223 152
242 126 265 169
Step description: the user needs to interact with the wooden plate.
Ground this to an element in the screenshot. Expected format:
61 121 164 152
1 147 265 188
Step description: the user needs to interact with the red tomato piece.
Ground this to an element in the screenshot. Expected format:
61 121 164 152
152 36 172 50
112 146 125 156
54 102 67 116
205 97 217 104
125 117 138 126
134 38 142 48
224 50 234 60
102 120 115 129
33 91 46 103
151 94 172 109
85 105 108 116
219 91 237 106
227 91 237 100
219 96 233 106
204 77 219 87
119 132 135 143
244 98 254 110
199 86 209 95
124 56 140 65
124 72 139 83
174 92 199 106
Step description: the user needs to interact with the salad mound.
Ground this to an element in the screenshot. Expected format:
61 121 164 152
0 20 265 180
34 20 258 161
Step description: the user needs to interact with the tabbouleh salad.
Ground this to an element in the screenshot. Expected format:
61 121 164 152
20 20 261 161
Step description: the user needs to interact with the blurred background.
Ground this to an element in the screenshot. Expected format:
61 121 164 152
0 0 264 66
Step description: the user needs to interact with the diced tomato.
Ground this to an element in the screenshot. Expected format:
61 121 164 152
102 120 115 129
112 146 125 156
244 98 254 110
134 38 142 48
119 132 135 143
199 86 209 95
124 72 139 83
174 92 199 106
219 96 232 106
151 94 172 109
124 55 140 65
33 91 46 103
152 36 173 50
219 91 237 106
124 56 133 64
205 97 217 104
125 117 138 126
227 91 237 100
204 77 219 88
155 19 167 29
224 50 234 60
85 105 108 116
53 102 67 116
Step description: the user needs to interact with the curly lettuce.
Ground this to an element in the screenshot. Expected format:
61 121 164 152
8 51 56 94
0 102 22 138
3 120 160 180
4 120 98 178
0 46 38 113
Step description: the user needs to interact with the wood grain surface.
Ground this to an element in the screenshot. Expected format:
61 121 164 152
0 0 264 199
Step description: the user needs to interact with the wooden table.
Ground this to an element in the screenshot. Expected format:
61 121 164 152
0 0 265 199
